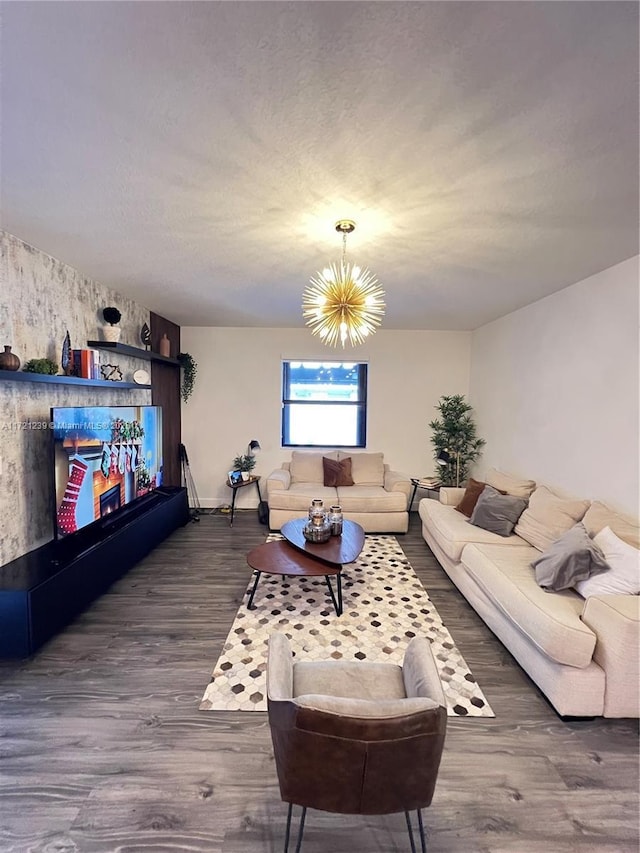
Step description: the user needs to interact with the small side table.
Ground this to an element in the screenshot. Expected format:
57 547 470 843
227 475 262 527
409 479 441 512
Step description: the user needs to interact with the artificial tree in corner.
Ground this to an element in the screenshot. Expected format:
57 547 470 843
429 394 485 486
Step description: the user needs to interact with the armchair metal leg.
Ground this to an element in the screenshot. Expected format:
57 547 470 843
284 802 293 853
294 806 307 853
417 809 427 852
405 811 418 853
283 804 307 853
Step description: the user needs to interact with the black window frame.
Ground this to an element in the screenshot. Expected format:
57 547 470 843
281 361 368 448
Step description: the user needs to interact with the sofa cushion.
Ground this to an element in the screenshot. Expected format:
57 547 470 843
268 483 338 511
456 478 491 517
290 451 338 484
323 456 354 487
575 526 640 597
345 452 385 486
582 500 640 549
469 486 528 537
486 467 536 499
419 499 524 563
461 543 596 668
337 485 407 513
531 522 610 592
514 485 590 552
294 660 405 701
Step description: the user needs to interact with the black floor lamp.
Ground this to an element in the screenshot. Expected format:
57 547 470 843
436 448 461 488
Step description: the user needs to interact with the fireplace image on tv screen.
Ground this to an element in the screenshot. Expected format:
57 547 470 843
52 406 163 539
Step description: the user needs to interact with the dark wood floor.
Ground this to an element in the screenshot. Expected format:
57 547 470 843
1 513 638 852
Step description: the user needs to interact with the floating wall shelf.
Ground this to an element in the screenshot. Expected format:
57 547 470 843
0 369 151 390
86 341 180 366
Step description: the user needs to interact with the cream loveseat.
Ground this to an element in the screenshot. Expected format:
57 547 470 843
419 468 640 718
266 451 411 533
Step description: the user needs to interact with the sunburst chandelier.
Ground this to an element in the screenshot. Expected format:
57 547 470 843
302 220 386 348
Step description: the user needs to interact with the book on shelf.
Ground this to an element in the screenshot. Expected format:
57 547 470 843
416 478 441 489
69 348 100 379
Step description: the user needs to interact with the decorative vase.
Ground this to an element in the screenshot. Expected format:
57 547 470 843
102 325 121 343
329 505 343 536
0 345 20 371
304 499 332 542
159 334 171 357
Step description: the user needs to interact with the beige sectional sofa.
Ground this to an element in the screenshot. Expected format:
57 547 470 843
266 451 411 533
419 469 639 718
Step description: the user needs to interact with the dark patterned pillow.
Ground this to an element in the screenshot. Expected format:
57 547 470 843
323 457 354 487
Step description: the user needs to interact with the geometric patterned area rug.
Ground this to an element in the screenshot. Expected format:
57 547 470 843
200 535 494 717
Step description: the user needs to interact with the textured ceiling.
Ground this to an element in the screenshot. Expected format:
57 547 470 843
2 2 638 330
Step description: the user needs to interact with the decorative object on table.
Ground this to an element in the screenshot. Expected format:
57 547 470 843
61 331 71 374
303 219 385 348
140 321 151 350
228 470 243 486
177 352 197 402
429 394 485 487
329 504 343 536
159 333 171 357
303 498 332 542
132 368 150 385
0 345 21 371
22 357 58 375
101 306 122 342
100 363 123 381
232 448 257 479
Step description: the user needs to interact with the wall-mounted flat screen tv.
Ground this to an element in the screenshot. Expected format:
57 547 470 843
51 405 163 540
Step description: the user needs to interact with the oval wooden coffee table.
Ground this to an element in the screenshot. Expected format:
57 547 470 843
246 519 365 617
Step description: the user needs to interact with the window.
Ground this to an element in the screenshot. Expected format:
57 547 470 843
282 361 368 448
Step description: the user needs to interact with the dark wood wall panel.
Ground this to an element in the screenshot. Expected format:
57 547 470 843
150 312 181 487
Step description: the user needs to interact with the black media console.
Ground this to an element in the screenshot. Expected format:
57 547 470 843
0 486 190 658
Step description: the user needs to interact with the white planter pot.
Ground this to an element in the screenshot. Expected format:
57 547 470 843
102 325 121 342
241 471 249 481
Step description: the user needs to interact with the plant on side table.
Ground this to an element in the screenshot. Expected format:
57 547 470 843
232 453 257 481
429 394 485 487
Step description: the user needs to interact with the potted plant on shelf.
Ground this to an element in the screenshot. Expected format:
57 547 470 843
177 352 197 403
23 357 58 375
232 453 257 481
429 394 485 487
102 306 122 342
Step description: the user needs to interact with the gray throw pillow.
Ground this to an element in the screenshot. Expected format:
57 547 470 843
531 522 610 592
469 485 528 537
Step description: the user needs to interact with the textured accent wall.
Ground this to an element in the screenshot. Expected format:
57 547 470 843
0 232 152 565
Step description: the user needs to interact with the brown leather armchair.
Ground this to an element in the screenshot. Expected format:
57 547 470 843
267 632 447 852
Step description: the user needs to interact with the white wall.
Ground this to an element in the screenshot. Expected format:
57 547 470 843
470 256 639 517
180 328 471 508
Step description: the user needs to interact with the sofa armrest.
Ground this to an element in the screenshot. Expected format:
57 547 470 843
384 470 411 499
581 594 640 717
266 468 291 494
439 487 465 506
